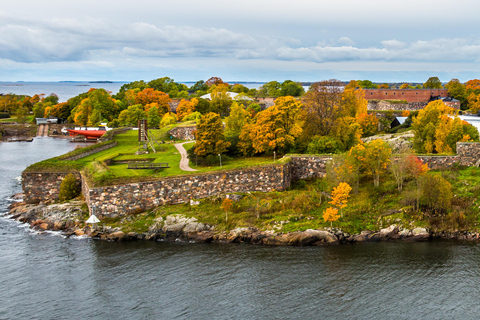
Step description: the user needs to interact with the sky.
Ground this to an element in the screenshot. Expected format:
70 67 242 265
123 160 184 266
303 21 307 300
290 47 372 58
1 0 480 83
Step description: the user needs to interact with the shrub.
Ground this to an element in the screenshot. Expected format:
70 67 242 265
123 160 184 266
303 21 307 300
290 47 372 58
307 136 345 154
420 174 452 214
59 173 80 201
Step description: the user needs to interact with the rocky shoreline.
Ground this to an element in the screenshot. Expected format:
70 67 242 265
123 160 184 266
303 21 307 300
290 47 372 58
7 198 480 245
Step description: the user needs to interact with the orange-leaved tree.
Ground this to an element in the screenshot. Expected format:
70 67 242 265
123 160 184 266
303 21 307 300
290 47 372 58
134 88 171 111
176 98 199 121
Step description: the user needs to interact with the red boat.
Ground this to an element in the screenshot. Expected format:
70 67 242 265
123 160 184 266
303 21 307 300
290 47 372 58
66 129 107 140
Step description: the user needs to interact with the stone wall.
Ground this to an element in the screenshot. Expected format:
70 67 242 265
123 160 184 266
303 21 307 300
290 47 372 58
367 100 428 111
289 155 331 180
168 126 196 140
22 172 81 203
84 164 291 217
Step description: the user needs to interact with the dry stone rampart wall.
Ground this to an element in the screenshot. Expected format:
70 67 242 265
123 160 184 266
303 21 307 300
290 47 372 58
84 164 291 217
168 126 196 140
22 172 81 204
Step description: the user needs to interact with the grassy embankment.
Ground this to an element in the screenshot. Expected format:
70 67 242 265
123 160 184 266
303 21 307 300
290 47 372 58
96 165 480 235
25 124 278 187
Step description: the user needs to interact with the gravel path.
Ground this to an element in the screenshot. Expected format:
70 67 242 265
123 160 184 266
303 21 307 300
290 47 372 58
174 141 198 171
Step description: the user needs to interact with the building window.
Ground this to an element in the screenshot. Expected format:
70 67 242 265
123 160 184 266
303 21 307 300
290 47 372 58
394 92 396 95
402 92 404 95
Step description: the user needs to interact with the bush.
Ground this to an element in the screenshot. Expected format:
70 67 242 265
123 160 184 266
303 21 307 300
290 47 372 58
59 173 80 201
420 174 452 214
307 136 345 154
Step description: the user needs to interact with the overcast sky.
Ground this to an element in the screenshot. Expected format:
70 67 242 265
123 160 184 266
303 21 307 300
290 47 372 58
1 0 480 83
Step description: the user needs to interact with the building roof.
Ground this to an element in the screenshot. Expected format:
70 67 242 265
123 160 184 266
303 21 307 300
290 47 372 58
200 92 253 101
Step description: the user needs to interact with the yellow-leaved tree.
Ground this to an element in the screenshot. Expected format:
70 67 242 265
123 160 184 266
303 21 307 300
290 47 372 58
363 139 392 187
323 207 340 227
194 112 231 157
239 96 303 155
329 182 352 217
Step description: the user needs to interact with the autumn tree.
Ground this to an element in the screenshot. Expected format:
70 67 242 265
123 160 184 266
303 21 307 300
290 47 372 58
194 112 231 157
356 113 378 137
176 98 199 121
363 139 391 187
378 83 389 89
342 80 368 117
420 174 452 214
160 112 177 128
71 88 118 126
412 100 456 153
338 143 365 193
134 88 171 112
399 83 410 89
390 149 429 191
329 182 352 217
323 207 340 227
210 85 232 116
301 80 344 137
423 76 443 89
221 198 233 224
240 96 303 155
205 77 227 87
224 102 250 138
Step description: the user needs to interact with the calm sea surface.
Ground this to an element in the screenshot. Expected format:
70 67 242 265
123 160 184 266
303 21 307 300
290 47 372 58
0 81 266 103
1 138 480 319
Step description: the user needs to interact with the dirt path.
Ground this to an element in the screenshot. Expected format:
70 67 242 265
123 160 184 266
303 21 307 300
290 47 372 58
174 141 198 172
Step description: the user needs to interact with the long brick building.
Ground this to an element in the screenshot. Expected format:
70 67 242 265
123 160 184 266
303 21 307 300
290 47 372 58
364 89 449 103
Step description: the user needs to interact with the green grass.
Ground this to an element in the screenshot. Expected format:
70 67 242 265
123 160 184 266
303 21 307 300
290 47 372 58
26 126 285 187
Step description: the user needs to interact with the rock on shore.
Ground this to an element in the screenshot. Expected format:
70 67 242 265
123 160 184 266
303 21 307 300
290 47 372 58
7 202 480 245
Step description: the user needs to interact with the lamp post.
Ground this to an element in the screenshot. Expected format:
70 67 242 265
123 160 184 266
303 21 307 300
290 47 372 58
274 151 276 162
218 154 222 168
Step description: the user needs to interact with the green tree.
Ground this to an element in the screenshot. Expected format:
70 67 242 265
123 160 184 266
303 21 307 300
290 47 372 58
59 173 80 201
224 102 250 138
194 112 230 156
423 76 443 89
117 104 145 126
257 81 282 97
210 85 232 116
280 80 304 97
147 106 161 128
357 80 378 89
445 78 467 110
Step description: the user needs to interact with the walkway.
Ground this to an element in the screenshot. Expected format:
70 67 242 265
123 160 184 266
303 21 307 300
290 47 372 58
174 141 198 172
36 124 49 137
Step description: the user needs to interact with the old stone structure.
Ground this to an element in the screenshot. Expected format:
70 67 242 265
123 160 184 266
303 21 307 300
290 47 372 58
168 126 196 140
364 89 449 103
22 172 81 203
21 142 480 217
367 100 429 111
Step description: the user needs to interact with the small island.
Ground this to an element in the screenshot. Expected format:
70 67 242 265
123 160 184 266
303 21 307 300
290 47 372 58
6 76 480 245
